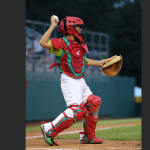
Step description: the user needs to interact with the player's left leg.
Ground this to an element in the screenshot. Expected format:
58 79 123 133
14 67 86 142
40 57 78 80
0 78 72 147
80 94 104 144
80 79 104 144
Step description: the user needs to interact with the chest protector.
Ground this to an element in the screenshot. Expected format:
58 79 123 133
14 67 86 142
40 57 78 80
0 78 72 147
49 37 89 78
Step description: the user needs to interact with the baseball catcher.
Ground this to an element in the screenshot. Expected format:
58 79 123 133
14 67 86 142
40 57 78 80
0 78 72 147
39 15 122 146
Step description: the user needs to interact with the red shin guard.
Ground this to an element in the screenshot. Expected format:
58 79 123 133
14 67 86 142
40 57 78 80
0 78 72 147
47 104 86 138
47 113 74 138
83 94 102 141
83 115 98 140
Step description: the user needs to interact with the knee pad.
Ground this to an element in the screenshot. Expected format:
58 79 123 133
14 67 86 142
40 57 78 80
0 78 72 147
85 94 102 114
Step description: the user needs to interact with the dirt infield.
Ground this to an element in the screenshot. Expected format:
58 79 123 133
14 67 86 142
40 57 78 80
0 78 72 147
26 121 141 150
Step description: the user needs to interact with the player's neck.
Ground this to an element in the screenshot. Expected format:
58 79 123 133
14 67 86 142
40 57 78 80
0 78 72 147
66 35 75 41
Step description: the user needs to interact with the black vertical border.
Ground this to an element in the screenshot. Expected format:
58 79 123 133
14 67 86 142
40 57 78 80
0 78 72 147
0 0 25 149
142 0 150 150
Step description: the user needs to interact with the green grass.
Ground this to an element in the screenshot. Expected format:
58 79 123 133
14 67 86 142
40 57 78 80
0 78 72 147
56 125 141 141
26 125 41 132
26 117 141 132
97 117 141 126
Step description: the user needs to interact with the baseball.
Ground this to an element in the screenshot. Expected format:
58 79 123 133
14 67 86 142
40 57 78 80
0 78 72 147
53 15 59 22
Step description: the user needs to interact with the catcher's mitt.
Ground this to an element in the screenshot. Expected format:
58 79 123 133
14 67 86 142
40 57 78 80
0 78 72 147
100 55 123 77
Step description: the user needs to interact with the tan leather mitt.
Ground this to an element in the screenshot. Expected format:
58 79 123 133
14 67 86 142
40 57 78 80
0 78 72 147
100 55 123 77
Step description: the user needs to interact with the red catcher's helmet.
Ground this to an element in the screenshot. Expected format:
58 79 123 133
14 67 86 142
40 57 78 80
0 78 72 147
58 16 85 42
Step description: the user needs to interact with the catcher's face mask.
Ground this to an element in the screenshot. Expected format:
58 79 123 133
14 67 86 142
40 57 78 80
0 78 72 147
58 16 85 42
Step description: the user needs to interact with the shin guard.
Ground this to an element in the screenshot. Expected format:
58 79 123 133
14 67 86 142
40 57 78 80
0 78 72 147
82 94 102 142
46 104 86 138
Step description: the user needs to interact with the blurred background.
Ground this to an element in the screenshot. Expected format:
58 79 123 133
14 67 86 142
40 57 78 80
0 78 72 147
25 0 141 122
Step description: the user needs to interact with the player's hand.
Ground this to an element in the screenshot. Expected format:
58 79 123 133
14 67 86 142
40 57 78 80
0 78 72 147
99 56 116 67
50 15 59 27
99 55 120 67
98 60 107 67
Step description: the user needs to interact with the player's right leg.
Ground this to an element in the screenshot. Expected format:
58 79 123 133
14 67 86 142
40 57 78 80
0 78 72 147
40 104 87 146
